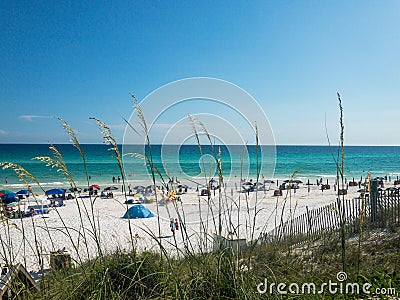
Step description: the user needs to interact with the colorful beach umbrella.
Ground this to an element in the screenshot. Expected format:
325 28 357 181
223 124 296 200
104 186 118 191
177 184 189 189
0 193 3 197
0 190 13 195
45 188 65 195
90 184 100 190
133 185 145 190
17 189 30 195
1 192 19 204
2 192 18 199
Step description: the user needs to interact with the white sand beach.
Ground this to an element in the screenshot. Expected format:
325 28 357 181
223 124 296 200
1 180 365 272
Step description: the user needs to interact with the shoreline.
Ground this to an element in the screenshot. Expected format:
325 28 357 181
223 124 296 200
2 173 398 194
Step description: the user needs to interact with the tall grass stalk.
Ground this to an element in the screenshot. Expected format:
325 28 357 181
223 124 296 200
196 117 221 241
188 114 208 251
357 173 369 274
0 162 58 274
0 162 42 269
57 118 100 258
324 93 347 273
34 144 95 262
90 117 135 252
238 144 246 241
130 95 162 251
251 122 261 243
188 114 217 251
337 93 347 273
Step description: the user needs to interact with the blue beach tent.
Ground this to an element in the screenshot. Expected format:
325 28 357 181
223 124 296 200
123 204 154 219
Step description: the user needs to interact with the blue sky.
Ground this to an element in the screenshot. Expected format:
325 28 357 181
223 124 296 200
1 1 399 145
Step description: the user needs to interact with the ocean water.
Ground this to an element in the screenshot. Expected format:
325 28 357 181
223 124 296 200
0 144 400 189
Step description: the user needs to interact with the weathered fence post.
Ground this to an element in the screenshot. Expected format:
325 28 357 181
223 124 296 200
306 206 312 235
370 179 378 223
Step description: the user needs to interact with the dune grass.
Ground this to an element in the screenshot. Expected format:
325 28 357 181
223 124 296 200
31 227 400 299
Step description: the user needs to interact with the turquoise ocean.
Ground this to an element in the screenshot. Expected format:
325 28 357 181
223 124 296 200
1 144 400 190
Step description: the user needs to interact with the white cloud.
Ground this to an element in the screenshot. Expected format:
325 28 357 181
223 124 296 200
19 115 52 122
0 129 7 135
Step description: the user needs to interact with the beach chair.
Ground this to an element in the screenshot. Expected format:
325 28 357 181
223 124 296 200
27 205 50 216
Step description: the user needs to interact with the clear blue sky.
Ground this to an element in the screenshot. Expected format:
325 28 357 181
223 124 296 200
1 1 399 145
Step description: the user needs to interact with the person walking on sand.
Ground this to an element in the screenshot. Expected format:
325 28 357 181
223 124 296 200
170 218 176 235
175 218 179 231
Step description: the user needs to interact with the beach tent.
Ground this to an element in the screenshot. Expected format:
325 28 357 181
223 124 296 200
122 204 154 219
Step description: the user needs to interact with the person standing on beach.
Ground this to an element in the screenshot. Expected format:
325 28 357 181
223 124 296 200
175 218 179 231
118 176 121 183
170 218 176 235
128 184 132 195
112 176 116 183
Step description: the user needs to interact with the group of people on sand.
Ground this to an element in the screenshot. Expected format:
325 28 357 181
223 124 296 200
170 218 179 235
100 191 114 198
112 176 121 183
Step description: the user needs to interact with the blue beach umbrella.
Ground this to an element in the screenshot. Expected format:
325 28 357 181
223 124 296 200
17 190 30 195
1 192 19 204
45 188 66 195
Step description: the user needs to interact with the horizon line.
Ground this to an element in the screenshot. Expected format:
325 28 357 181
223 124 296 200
0 143 399 147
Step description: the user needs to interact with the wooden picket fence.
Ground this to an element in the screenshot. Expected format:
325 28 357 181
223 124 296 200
261 185 400 245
